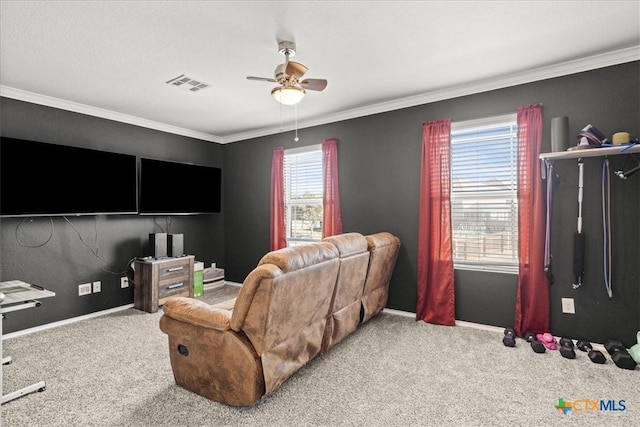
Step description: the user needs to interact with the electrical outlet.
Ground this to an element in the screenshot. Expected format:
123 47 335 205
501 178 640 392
78 283 92 296
92 281 101 293
561 298 575 314
120 277 129 288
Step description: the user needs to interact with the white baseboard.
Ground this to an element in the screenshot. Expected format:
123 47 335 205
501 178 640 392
4 282 242 341
381 309 609 351
2 303 134 341
224 281 242 287
382 308 415 318
383 308 505 334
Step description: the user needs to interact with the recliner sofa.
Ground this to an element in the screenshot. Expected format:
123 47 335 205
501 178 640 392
159 231 400 406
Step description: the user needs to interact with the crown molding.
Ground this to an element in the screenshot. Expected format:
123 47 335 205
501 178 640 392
226 45 639 143
2 46 638 144
0 86 224 143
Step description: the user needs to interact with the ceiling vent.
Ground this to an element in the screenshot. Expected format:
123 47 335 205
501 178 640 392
166 74 210 92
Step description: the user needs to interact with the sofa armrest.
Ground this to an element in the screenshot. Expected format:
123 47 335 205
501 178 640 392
162 296 232 331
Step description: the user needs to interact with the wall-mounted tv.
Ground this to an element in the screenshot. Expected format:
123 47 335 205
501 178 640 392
138 157 221 215
0 137 138 217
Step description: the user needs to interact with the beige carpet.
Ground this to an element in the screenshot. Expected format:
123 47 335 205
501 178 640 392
2 285 638 426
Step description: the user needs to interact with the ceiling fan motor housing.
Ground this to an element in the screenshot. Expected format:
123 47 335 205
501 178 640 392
278 40 296 57
274 63 288 83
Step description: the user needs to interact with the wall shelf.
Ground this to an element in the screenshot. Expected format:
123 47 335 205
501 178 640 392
539 144 640 160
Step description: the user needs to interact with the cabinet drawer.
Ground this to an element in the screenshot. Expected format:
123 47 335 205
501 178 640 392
157 259 190 281
158 279 190 299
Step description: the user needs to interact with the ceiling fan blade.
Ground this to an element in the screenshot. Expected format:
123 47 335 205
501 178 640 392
300 79 327 91
285 61 308 79
247 76 277 83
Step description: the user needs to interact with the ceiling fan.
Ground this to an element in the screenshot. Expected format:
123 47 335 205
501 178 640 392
247 40 327 105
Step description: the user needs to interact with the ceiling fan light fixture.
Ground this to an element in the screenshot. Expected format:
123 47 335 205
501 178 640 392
271 85 305 105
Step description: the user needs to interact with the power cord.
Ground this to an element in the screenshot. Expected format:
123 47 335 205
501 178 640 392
63 216 128 276
15 217 54 248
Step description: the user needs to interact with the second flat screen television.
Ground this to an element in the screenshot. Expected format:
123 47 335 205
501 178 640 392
138 158 221 215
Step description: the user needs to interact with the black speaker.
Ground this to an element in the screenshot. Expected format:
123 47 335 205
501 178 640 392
149 233 168 258
168 234 184 257
551 116 570 152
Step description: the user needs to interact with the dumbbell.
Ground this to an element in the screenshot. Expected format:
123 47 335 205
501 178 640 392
523 331 546 353
576 340 606 364
559 338 576 359
605 339 637 370
502 328 516 347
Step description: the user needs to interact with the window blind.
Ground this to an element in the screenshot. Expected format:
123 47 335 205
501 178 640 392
450 119 519 274
284 146 323 245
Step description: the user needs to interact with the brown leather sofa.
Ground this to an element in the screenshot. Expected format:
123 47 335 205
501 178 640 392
159 232 400 406
361 232 402 323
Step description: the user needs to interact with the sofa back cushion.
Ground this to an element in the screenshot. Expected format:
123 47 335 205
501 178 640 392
361 232 401 322
230 242 339 393
321 232 369 350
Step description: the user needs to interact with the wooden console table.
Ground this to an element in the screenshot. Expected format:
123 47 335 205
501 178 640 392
134 255 194 313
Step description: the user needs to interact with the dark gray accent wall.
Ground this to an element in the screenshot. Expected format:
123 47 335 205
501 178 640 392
223 62 639 346
2 62 638 346
0 98 224 334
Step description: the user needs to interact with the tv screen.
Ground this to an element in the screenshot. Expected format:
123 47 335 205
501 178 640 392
0 137 138 217
139 158 221 215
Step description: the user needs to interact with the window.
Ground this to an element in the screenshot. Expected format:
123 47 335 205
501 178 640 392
284 145 323 246
450 114 519 274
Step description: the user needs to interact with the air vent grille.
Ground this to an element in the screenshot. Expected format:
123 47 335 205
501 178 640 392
166 74 210 92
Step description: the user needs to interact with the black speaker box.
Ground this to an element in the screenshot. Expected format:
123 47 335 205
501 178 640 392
149 233 168 258
551 116 570 152
168 233 184 257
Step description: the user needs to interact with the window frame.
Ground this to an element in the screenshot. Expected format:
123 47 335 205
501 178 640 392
283 144 323 246
450 113 519 275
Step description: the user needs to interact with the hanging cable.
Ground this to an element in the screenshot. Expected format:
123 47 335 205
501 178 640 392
15 217 54 248
279 97 283 132
63 216 126 275
602 158 612 298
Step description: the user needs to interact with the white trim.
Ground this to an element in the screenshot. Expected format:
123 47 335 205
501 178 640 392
0 87 223 144
224 281 243 287
284 144 322 156
2 46 637 144
383 308 509 334
451 113 517 132
2 303 134 341
225 46 639 143
383 308 415 318
454 320 505 334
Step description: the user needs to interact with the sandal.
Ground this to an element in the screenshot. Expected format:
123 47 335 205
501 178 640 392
536 333 558 350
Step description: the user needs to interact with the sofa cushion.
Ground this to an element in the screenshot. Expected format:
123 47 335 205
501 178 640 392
322 232 370 351
163 296 232 331
362 232 401 322
258 241 338 272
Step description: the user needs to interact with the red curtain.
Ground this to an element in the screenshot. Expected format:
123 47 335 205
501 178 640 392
514 103 549 336
322 138 343 237
416 119 455 326
270 146 287 251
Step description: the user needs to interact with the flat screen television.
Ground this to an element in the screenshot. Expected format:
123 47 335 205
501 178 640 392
0 137 138 217
138 157 221 215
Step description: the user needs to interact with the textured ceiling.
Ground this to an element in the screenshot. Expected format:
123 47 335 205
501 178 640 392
1 1 639 143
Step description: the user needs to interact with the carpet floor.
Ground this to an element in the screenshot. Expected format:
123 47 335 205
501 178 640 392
2 285 638 426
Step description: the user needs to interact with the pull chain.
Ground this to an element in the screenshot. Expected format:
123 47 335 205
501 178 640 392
294 104 299 142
